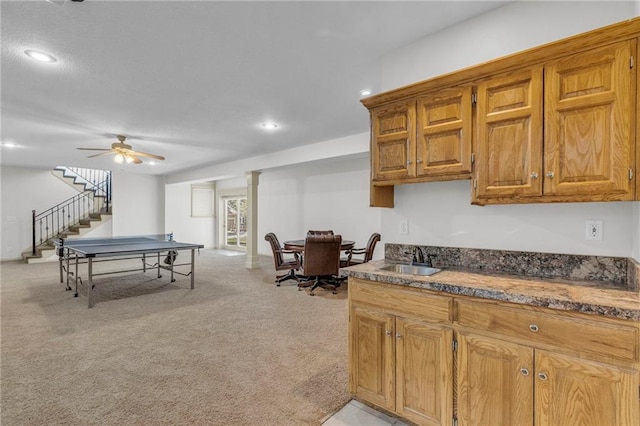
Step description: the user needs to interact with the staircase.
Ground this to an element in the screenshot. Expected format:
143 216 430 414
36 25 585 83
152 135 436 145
22 167 113 263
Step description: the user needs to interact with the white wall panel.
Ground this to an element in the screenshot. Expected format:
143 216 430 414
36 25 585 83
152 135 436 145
1 166 79 260
257 156 382 259
110 170 165 237
164 181 215 248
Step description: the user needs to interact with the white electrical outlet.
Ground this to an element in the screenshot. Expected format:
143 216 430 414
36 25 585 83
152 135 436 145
399 219 409 235
585 220 603 241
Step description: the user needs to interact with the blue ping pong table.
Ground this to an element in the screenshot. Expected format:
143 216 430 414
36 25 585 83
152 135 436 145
54 234 204 308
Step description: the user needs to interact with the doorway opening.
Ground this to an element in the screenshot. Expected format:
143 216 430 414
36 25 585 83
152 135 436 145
222 196 247 250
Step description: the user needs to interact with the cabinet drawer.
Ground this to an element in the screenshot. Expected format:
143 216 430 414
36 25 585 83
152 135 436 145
455 299 638 362
349 279 452 323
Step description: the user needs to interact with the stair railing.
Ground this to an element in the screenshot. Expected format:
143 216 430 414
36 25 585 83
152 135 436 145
32 171 111 255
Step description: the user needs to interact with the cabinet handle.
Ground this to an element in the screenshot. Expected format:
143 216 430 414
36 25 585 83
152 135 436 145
396 333 402 340
538 372 548 381
385 330 392 336
520 368 530 376
529 324 539 333
545 171 554 178
530 172 538 179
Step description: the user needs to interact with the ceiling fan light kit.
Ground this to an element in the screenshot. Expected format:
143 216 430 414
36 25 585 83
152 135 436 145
77 135 165 166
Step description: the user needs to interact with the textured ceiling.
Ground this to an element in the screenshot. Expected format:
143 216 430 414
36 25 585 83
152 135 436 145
1 0 508 175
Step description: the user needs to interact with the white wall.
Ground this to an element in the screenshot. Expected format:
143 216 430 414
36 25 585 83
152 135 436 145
1 166 79 260
387 180 634 258
164 156 383 258
110 169 165 237
382 1 635 89
164 181 215 247
0 166 166 260
379 1 639 259
257 156 383 259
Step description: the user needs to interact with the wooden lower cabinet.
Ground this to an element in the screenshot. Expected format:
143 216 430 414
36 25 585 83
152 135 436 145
350 303 453 426
535 350 639 426
457 333 640 426
349 279 640 425
456 332 534 426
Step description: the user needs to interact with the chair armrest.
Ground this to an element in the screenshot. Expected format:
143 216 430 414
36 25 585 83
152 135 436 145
347 248 367 255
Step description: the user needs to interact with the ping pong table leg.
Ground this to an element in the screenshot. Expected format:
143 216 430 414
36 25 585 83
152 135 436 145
87 258 94 308
190 248 195 289
59 255 63 284
74 253 79 296
157 253 161 278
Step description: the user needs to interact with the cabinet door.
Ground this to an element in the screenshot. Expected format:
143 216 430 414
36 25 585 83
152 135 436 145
349 304 395 411
416 87 472 178
457 332 534 426
535 350 639 426
371 101 416 181
544 40 635 198
474 68 543 200
395 317 453 426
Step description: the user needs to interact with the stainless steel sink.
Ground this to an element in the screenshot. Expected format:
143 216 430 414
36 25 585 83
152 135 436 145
379 264 442 276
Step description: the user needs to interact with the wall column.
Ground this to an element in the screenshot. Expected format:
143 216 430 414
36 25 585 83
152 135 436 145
245 171 261 269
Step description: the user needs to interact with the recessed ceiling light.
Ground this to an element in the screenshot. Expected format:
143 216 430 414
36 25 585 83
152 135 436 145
148 161 156 166
360 89 372 96
261 121 279 130
24 50 57 63
1 142 18 148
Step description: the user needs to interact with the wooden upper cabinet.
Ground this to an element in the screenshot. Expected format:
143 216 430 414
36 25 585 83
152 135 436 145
371 101 416 182
364 18 640 206
544 40 635 199
474 68 543 200
416 87 473 178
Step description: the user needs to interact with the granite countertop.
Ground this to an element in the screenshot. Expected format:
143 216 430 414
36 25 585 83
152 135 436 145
345 259 640 321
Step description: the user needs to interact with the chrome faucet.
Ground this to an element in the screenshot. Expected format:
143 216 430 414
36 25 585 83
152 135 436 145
412 246 425 265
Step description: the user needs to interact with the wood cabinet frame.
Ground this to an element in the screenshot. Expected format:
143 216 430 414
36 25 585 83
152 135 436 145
349 278 640 426
364 17 640 207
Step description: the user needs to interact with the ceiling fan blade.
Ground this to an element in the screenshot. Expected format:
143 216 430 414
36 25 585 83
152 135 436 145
77 148 111 151
129 155 143 164
87 151 114 158
131 151 165 160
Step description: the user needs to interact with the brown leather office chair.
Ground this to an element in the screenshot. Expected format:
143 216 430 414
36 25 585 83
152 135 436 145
298 234 342 295
340 232 381 267
264 232 301 286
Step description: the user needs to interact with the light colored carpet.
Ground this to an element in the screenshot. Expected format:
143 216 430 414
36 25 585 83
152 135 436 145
0 250 351 425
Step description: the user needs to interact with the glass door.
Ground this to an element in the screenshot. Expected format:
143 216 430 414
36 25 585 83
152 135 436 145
223 196 247 250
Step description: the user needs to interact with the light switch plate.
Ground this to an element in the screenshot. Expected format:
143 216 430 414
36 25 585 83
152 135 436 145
399 219 409 235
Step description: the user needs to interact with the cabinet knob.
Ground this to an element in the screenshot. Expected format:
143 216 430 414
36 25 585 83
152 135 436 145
529 324 539 333
385 330 392 336
545 171 554 178
396 333 402 340
406 160 412 165
538 372 548 381
417 159 423 164
530 172 539 179
520 368 530 376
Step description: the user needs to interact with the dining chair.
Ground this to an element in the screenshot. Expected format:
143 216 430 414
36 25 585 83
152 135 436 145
264 232 302 285
340 232 381 267
306 230 334 236
298 234 343 295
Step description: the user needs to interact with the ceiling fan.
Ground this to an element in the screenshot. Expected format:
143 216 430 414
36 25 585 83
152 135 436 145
77 135 165 164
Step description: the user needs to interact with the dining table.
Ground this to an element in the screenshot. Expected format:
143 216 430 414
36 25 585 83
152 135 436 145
283 239 355 252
